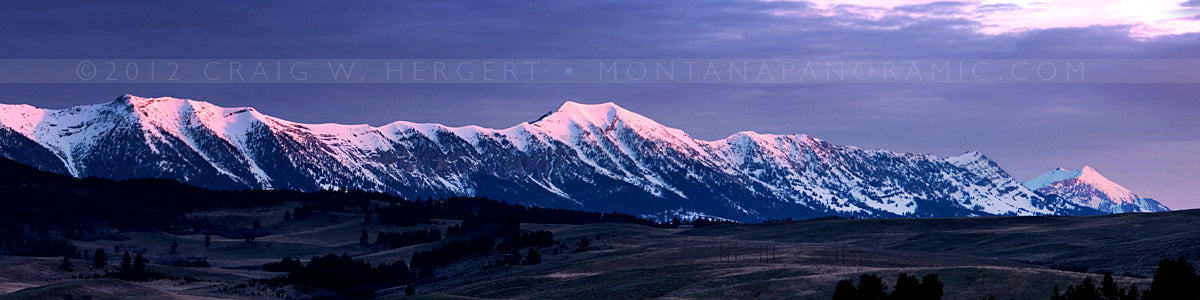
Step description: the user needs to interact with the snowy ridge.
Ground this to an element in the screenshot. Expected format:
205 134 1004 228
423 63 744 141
1023 166 1168 213
0 95 1113 222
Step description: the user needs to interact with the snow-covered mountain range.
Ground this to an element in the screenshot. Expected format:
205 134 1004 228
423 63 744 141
0 95 1126 221
1023 166 1168 213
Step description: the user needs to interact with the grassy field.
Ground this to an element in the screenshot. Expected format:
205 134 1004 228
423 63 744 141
2 206 1196 299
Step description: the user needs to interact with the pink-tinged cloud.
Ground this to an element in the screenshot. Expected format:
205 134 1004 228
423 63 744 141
775 0 1200 38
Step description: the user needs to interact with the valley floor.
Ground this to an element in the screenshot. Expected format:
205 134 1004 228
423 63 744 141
4 206 1198 300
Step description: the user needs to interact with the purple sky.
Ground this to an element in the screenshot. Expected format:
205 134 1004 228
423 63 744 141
0 1 1196 209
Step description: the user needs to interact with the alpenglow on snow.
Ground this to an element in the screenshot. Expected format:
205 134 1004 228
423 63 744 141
0 95 1106 222
1023 166 1168 213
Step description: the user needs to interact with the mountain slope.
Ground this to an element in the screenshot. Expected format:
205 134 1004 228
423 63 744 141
0 95 1098 222
1024 166 1169 213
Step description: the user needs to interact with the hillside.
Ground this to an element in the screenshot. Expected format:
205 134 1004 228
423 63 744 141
0 151 1191 299
1 201 1196 299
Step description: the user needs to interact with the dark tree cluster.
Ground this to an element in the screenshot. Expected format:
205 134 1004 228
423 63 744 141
1147 256 1199 300
1051 273 1140 300
262 256 305 273
98 251 182 281
0 157 667 260
833 273 943 300
291 205 314 219
0 158 293 256
0 232 77 257
662 216 737 228
577 236 591 252
168 257 210 268
263 253 413 299
504 230 554 249
600 212 663 227
1052 256 1199 300
524 249 542 265
456 213 521 237
409 236 495 269
0 157 297 231
446 224 463 236
374 201 433 226
688 217 738 227
375 228 442 249
428 197 661 228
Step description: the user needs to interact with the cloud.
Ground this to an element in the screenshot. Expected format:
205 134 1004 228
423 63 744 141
792 0 1200 38
0 1 1196 207
4 0 1200 61
975 3 1022 13
895 1 974 15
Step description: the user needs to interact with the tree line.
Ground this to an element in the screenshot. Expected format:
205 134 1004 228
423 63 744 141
835 256 1200 300
409 236 496 269
833 273 943 300
1050 256 1200 300
263 253 413 299
0 157 668 258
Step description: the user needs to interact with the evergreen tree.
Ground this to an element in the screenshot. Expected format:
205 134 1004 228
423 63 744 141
283 210 291 220
1147 256 1197 300
892 273 921 299
856 274 887 300
524 249 542 265
120 251 132 272
1101 273 1120 300
204 235 212 248
1122 284 1139 300
360 229 369 246
170 241 179 254
59 256 72 271
832 279 856 300
405 283 415 296
920 273 944 300
1074 277 1101 300
92 248 107 269
252 219 262 229
578 236 590 251
133 253 147 272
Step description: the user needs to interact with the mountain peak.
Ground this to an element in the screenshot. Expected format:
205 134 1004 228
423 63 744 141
115 94 258 115
1023 166 1153 211
0 94 1132 221
116 94 159 104
531 101 662 130
958 150 986 159
1071 166 1132 199
115 94 190 110
560 100 620 110
1024 167 1080 191
543 101 624 123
